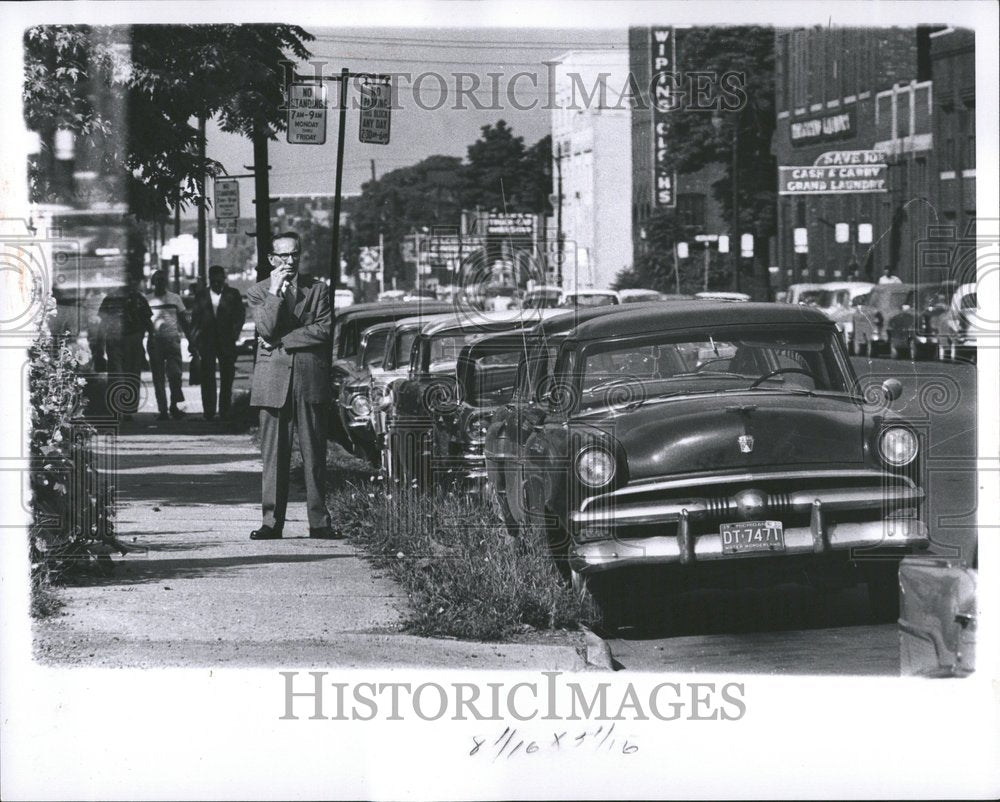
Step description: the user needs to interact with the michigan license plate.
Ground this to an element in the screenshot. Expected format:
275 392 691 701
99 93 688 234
720 520 785 555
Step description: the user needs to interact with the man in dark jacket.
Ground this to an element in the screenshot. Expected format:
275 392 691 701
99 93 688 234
246 232 336 540
189 265 246 420
97 272 154 419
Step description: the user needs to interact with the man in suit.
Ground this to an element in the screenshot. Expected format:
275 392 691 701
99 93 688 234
190 265 246 420
246 232 337 540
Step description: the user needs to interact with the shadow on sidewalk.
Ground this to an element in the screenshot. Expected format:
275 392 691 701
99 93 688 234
66 551 354 587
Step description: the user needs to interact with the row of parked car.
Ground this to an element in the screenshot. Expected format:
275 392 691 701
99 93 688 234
783 280 980 362
326 294 929 625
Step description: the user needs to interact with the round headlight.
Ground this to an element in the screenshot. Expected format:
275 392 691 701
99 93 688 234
465 411 492 444
350 394 372 418
576 447 616 488
879 426 918 466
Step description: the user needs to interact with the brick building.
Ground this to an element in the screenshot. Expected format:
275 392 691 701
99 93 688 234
771 25 970 285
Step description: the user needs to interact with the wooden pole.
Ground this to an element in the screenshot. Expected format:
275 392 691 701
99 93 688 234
253 127 272 281
329 67 349 288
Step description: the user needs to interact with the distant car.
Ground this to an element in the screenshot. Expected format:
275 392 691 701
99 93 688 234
618 288 665 303
695 291 751 302
934 283 981 362
558 289 621 308
850 284 914 357
332 288 355 310
485 301 927 627
885 282 956 360
378 290 407 302
784 283 824 305
815 282 875 346
523 286 563 309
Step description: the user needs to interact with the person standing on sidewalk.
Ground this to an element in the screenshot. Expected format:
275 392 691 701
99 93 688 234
145 269 192 421
189 265 245 420
97 272 154 420
246 232 337 540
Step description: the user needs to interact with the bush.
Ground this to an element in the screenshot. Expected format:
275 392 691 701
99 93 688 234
328 478 594 640
29 312 122 606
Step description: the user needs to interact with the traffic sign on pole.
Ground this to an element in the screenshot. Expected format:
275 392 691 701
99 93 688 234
287 83 328 145
214 179 240 219
359 77 391 145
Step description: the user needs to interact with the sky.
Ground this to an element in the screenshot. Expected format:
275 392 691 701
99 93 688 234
203 26 624 216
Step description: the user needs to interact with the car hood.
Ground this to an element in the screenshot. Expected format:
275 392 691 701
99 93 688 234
577 391 865 479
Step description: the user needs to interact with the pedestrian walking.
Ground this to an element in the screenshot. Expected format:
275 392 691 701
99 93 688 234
97 272 154 420
145 269 192 420
246 232 337 540
189 265 245 420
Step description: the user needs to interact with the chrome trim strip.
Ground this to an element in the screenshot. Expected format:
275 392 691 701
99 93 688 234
579 469 919 514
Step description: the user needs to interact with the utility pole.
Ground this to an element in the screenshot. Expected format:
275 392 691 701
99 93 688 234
197 111 208 287
555 141 565 289
252 125 272 281
370 158 376 183
731 118 740 294
329 67 349 289
173 189 181 294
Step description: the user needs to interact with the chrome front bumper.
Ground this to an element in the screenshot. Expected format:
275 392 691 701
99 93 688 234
570 517 928 573
567 469 928 573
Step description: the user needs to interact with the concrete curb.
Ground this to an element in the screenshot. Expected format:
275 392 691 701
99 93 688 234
580 626 615 670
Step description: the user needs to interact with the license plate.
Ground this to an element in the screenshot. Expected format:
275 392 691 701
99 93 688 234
720 520 785 555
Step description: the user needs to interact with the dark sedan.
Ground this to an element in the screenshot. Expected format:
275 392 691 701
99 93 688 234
484 301 928 627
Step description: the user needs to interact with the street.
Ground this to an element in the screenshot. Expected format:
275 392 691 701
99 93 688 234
601 354 978 674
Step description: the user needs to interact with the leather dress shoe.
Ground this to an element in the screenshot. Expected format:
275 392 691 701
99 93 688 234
309 526 343 540
250 525 282 540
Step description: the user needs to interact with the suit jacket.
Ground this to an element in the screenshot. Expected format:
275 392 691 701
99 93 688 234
247 274 332 408
190 285 245 354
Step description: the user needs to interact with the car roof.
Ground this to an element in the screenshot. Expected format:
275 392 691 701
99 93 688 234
564 288 618 295
568 301 834 340
820 281 873 291
334 300 453 320
393 311 456 329
421 308 562 338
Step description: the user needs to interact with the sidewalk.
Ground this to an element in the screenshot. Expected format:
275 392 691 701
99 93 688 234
34 379 586 669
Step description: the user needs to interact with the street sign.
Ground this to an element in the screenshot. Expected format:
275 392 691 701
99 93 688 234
485 213 535 237
215 218 238 234
214 180 240 219
359 246 381 274
676 242 689 259
649 26 677 209
359 78 391 145
718 235 730 254
287 83 328 145
694 234 718 243
794 227 809 254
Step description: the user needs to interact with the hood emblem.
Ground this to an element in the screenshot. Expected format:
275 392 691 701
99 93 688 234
738 434 755 453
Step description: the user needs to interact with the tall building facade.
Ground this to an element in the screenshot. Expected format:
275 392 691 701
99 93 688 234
771 25 970 285
628 27 728 269
551 50 633 291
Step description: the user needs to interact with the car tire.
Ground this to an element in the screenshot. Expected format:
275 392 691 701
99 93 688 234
863 561 901 623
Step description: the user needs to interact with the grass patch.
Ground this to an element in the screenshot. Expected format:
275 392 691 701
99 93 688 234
328 479 595 641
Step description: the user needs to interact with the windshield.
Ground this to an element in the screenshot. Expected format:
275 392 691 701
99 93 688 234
524 291 561 309
360 329 391 367
430 333 484 369
391 330 419 369
560 293 617 308
796 290 823 305
573 327 854 410
468 348 524 406
818 290 849 308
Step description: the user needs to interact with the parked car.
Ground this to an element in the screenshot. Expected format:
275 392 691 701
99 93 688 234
885 282 957 360
379 309 562 484
435 304 636 486
329 300 453 450
618 288 665 303
783 283 824 305
932 283 981 362
523 286 564 309
337 321 397 464
350 311 457 464
484 301 927 627
814 281 874 346
695 291 751 302
332 288 356 310
850 283 914 357
558 289 621 308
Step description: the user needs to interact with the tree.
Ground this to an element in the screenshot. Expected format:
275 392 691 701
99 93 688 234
461 121 551 214
23 24 313 220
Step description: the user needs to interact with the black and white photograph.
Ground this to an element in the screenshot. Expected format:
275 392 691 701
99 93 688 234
1 1 997 799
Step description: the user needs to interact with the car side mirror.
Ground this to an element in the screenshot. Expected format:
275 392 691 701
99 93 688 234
882 378 903 402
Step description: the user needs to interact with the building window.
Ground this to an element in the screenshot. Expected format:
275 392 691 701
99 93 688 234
676 194 706 229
